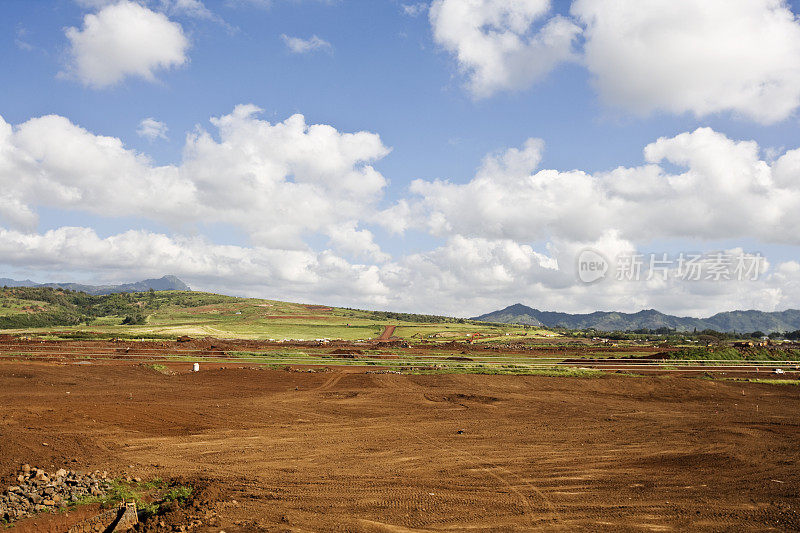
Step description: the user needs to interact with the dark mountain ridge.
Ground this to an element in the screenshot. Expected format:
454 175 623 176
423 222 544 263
0 275 190 295
473 303 800 333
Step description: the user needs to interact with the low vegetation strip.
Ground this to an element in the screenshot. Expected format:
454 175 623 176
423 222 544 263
745 379 800 385
0 340 797 377
667 346 800 362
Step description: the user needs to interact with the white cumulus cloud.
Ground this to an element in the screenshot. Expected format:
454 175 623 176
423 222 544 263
0 106 391 257
281 34 332 54
427 0 800 123
137 117 169 141
571 0 800 124
181 104 389 248
63 1 190 88
392 128 800 245
0 113 195 226
429 0 581 97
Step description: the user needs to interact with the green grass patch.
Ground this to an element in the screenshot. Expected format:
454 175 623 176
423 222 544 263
742 379 800 386
139 477 165 490
145 363 171 374
162 485 192 504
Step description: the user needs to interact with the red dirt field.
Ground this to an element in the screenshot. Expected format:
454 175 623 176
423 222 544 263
0 336 673 360
1 359 799 531
0 337 796 381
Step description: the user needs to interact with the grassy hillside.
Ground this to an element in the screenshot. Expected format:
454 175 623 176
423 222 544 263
0 287 234 329
0 287 549 341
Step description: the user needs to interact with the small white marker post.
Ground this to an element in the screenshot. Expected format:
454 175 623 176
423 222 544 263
193 363 200 372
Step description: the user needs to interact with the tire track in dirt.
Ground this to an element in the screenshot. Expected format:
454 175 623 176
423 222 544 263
124 372 560 528
312 373 346 392
267 380 560 528
124 418 544 530
400 427 561 526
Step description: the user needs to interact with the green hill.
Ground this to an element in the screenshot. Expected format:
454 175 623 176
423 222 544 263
0 287 535 341
0 287 232 330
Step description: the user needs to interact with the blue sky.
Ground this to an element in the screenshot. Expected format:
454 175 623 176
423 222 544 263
2 0 800 316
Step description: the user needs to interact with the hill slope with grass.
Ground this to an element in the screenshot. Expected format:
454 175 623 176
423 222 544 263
0 287 231 330
0 287 537 341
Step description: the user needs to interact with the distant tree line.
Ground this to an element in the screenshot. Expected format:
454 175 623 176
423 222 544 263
564 327 799 342
784 330 800 340
345 308 482 325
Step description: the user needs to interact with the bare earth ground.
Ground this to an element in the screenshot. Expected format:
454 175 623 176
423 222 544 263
1 362 799 532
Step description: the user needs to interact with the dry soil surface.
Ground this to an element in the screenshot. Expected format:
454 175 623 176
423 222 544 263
0 362 798 531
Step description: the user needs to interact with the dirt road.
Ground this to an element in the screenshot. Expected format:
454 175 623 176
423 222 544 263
1 363 798 531
377 325 397 340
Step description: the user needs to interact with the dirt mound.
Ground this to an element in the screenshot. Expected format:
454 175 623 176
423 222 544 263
441 341 464 349
425 393 500 405
329 348 364 356
376 340 407 347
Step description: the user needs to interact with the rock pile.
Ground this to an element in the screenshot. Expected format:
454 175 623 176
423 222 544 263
0 465 111 523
